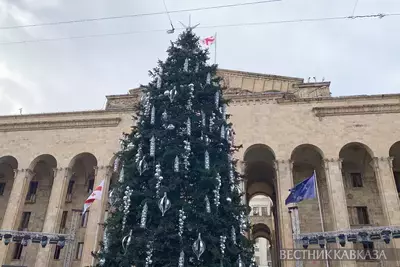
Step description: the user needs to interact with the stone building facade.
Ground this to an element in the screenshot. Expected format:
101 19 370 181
0 69 399 267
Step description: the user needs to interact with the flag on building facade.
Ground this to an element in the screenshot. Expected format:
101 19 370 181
83 180 104 215
285 172 316 205
201 35 216 46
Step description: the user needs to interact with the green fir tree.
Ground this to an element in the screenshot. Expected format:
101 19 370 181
96 29 256 267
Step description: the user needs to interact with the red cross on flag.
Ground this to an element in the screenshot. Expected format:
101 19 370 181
83 180 104 215
201 35 216 46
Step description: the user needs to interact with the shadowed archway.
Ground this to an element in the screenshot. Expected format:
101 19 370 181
0 156 18 227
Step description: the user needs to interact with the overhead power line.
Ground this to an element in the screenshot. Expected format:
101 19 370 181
0 12 398 46
0 0 281 30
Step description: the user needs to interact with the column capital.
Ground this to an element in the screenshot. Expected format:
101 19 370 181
23 169 35 179
323 158 343 170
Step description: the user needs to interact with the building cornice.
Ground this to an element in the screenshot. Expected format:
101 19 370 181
0 109 131 120
313 103 400 118
0 117 121 132
217 68 304 82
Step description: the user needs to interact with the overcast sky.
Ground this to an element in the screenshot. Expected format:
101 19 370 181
0 0 399 115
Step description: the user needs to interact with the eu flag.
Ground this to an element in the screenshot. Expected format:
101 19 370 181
285 172 316 205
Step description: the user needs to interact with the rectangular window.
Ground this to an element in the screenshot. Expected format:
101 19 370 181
0 182 5 196
350 173 363 187
54 245 61 260
19 212 31 231
261 207 269 216
87 178 95 193
26 181 38 202
66 180 75 202
76 242 84 260
253 207 259 216
81 211 89 227
394 172 400 193
13 243 23 260
356 206 370 225
59 211 68 233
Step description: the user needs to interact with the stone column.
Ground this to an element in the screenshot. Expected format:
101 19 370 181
323 159 356 267
81 165 112 267
372 157 400 264
34 167 72 267
0 169 35 265
273 159 294 267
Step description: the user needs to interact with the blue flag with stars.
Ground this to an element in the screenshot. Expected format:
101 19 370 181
285 172 316 205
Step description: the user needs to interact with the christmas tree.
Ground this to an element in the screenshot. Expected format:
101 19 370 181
96 29 255 267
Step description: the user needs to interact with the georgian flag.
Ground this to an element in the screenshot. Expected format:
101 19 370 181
83 180 104 215
201 35 216 46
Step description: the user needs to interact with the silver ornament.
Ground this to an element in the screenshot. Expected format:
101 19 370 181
206 73 211 84
140 202 148 228
164 90 170 96
178 209 186 237
201 110 206 127
167 124 175 130
158 192 171 216
178 251 185 267
162 110 168 121
121 229 133 255
220 235 227 256
155 164 163 197
145 241 154 267
169 86 177 102
138 158 148 175
195 62 199 72
222 104 227 119
205 195 211 213
205 150 210 170
150 136 156 157
113 157 120 172
214 173 221 207
237 255 244 267
192 233 206 260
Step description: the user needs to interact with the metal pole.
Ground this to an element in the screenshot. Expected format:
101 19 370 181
314 170 329 267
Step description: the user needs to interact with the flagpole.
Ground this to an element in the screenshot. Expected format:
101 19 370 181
314 170 329 267
214 32 217 64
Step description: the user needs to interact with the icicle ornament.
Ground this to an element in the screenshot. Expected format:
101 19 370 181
206 73 211 84
158 192 171 216
215 91 220 109
157 76 162 89
239 211 247 235
169 86 177 102
178 251 185 267
174 156 180 172
150 106 155 124
113 157 120 172
237 255 244 267
178 209 186 237
155 164 163 197
192 233 206 260
118 165 125 182
183 140 191 170
231 226 237 245
184 58 189 72
214 173 221 207
222 104 227 120
220 235 227 256
205 195 211 213
205 150 210 170
201 110 206 127
220 125 225 139
195 62 200 72
140 202 148 228
209 112 216 132
150 136 156 157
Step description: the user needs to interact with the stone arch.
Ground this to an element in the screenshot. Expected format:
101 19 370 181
389 142 400 194
290 144 333 233
339 142 386 227
251 223 274 267
6 154 58 265
243 144 279 267
0 156 18 226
